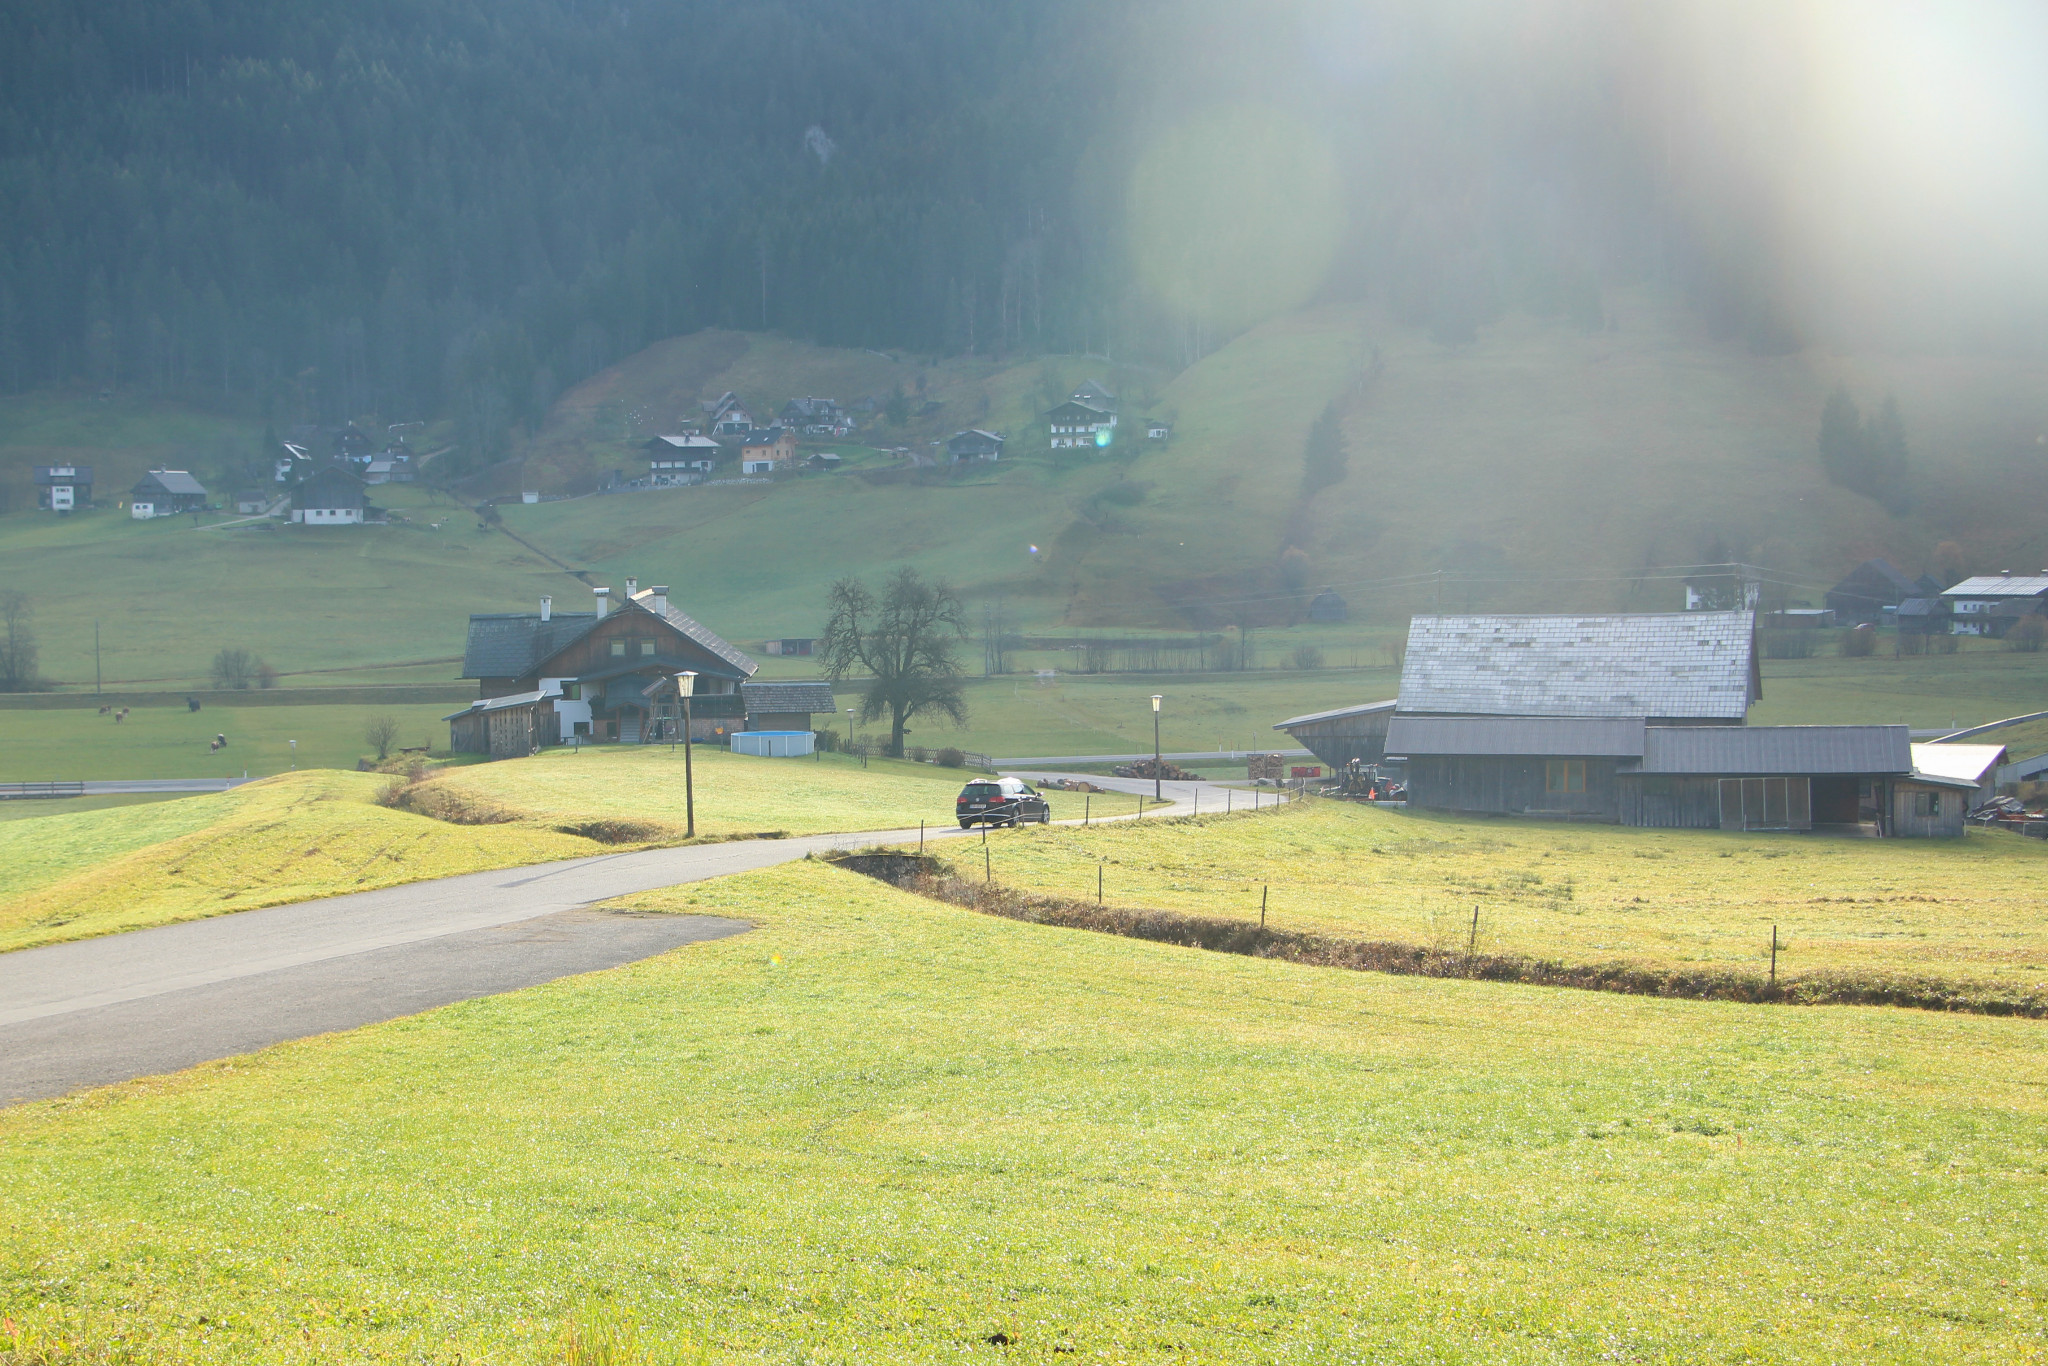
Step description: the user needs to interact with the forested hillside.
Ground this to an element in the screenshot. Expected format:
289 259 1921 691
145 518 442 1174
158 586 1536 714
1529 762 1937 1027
3 0 1879 470
0 0 1111 463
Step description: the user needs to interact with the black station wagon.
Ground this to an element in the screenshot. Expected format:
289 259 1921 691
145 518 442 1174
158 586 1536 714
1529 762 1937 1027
955 776 1051 828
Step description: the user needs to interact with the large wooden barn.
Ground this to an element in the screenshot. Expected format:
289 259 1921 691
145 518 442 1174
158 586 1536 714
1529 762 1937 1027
1277 612 1975 836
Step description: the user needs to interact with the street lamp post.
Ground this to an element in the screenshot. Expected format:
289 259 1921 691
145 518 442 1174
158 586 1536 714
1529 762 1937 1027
677 671 698 837
846 707 856 756
1151 694 1163 801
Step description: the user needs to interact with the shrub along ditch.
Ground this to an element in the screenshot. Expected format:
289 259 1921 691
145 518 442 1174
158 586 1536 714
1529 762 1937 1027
837 852 2048 1018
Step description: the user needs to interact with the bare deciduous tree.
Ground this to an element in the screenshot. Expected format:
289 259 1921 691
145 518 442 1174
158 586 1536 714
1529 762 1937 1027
820 568 968 758
0 591 38 692
366 715 401 762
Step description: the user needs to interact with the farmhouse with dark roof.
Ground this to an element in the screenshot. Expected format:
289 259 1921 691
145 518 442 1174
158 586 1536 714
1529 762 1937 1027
455 580 831 755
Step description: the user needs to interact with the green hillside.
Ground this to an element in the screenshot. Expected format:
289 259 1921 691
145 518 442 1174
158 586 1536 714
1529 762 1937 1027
489 299 2048 635
3 303 2046 733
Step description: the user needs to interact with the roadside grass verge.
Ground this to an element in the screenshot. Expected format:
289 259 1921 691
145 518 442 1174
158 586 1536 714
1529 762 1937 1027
1 859 2044 1362
903 798 2048 1007
0 772 602 953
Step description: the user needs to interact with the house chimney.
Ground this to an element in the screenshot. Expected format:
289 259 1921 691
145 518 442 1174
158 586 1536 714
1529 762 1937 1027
540 595 552 622
626 576 639 598
594 586 611 616
651 585 670 614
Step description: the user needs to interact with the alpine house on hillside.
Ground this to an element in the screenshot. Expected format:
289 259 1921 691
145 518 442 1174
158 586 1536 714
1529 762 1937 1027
1276 612 1965 835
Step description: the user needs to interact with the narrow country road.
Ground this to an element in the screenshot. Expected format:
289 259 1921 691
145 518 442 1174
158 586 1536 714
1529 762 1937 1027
0 774 1252 1104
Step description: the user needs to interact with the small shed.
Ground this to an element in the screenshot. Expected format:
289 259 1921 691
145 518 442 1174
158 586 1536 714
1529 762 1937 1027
742 680 837 733
1892 774 1977 837
233 490 273 515
445 689 560 757
1274 699 1398 770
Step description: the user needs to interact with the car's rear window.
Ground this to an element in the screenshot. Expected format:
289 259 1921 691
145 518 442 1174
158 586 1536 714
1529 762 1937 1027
962 783 1001 798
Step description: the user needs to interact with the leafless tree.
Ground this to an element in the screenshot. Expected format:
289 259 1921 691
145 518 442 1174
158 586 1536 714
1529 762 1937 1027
0 592 38 692
366 715 401 762
821 568 969 757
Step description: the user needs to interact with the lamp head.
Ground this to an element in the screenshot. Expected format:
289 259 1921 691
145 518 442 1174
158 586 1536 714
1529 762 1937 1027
1151 694 1162 712
676 670 698 697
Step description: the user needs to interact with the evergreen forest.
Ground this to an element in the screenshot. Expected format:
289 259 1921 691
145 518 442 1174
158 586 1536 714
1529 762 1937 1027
1 1 2004 468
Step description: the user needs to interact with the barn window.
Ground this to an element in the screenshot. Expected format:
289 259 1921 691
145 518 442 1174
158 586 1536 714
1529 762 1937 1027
1545 760 1585 794
610 640 626 657
640 640 656 656
1914 791 1942 818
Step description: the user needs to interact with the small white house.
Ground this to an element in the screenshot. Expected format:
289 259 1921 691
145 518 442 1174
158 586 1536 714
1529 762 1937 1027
291 468 368 525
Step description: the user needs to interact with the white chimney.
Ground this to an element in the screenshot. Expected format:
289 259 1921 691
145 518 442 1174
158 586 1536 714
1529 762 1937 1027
651 585 670 614
540 595 552 622
626 576 639 598
594 587 611 616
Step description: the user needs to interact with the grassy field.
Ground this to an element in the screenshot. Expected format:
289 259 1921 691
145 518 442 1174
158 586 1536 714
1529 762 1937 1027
928 800 2048 1006
1 858 2043 1362
421 745 1140 836
0 700 458 781
0 749 1139 954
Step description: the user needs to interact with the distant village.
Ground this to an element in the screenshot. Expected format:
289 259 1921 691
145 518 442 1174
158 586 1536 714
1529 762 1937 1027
28 418 422 526
623 378 1168 493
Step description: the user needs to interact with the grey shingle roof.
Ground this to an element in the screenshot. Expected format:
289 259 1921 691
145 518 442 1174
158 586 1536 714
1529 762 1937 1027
742 681 837 714
461 613 597 678
137 469 207 497
443 688 555 721
1274 699 1398 730
1943 575 2048 599
460 595 757 681
1638 725 1909 775
1384 716 1647 758
1398 612 1757 720
294 468 366 510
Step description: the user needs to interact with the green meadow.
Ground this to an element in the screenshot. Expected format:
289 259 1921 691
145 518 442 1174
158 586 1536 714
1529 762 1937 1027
933 799 2048 1006
1 858 2043 1362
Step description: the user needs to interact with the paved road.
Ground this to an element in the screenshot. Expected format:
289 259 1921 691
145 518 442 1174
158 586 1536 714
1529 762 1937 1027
0 774 1253 1105
994 749 1309 766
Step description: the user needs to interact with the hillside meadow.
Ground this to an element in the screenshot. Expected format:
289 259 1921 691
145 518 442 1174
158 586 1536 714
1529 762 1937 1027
9 304 2048 705
937 799 2048 1010
0 750 1137 954
1 858 2043 1362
